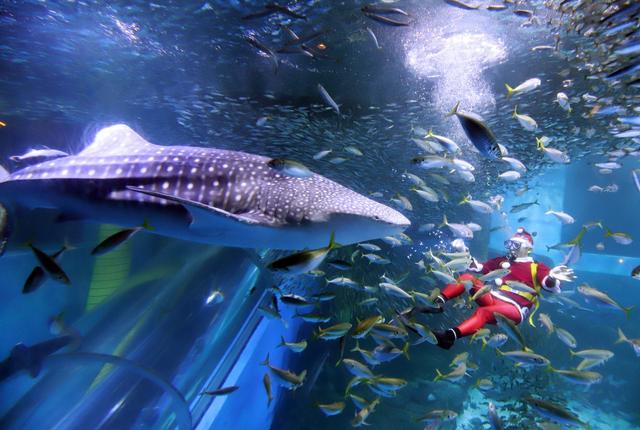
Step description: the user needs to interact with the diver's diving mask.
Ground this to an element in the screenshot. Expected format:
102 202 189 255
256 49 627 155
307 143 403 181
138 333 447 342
504 239 522 252
504 237 530 258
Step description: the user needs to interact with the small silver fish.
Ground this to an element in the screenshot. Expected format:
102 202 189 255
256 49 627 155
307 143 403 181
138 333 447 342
317 84 340 115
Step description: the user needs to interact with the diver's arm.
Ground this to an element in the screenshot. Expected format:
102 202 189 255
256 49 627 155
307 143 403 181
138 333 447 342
539 263 574 293
536 263 559 293
468 258 483 272
469 256 502 274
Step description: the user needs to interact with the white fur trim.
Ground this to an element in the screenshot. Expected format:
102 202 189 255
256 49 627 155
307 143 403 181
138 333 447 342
514 257 533 263
501 261 511 269
469 262 483 272
490 291 526 323
495 278 503 286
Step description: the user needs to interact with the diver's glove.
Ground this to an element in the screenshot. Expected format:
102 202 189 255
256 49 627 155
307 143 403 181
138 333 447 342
468 257 483 272
549 265 576 282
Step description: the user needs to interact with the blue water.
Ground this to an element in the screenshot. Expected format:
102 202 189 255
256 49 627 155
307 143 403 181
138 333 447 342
1 1 639 429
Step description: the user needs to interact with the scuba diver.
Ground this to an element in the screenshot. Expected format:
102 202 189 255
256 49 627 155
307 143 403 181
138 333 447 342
433 227 575 350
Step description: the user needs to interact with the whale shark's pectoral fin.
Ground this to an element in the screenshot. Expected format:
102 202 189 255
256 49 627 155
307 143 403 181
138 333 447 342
126 186 282 229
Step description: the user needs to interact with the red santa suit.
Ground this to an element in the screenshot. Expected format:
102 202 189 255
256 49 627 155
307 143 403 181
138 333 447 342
440 255 560 337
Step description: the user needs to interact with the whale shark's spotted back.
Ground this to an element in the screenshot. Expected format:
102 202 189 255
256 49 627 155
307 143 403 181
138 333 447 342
6 125 409 228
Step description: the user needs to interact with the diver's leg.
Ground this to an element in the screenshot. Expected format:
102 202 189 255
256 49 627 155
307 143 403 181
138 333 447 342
434 274 486 350
435 301 520 350
457 302 520 336
474 287 495 307
439 273 482 302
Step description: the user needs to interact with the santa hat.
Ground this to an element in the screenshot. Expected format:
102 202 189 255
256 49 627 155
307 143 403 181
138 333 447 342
511 227 533 247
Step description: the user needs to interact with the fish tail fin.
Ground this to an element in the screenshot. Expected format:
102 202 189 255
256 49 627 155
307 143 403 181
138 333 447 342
439 214 448 228
481 338 487 351
624 305 635 320
59 236 77 254
446 101 460 118
505 84 514 98
545 245 551 252
512 105 518 117
260 353 270 367
615 328 627 344
328 231 341 250
300 370 307 382
141 219 154 231
523 346 533 353
350 340 361 353
397 271 410 284
533 199 539 205
433 369 443 382
426 128 434 138
278 336 285 348
495 348 504 357
604 228 613 237
535 137 544 151
402 342 410 360
569 349 576 357
459 195 470 205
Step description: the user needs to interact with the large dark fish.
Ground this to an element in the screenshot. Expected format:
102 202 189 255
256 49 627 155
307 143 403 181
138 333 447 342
0 336 74 381
243 34 279 74
361 5 409 16
90 221 151 256
363 13 410 26
605 61 640 80
444 0 480 11
22 245 67 294
201 386 239 396
447 102 502 159
28 243 71 285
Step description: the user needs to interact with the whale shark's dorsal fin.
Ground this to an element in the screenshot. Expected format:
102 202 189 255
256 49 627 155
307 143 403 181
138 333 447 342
79 124 154 157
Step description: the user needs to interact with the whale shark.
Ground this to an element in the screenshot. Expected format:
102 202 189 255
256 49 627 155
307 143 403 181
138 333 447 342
0 124 410 250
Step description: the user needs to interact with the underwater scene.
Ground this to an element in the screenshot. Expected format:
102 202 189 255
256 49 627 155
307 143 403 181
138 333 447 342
1 0 640 429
